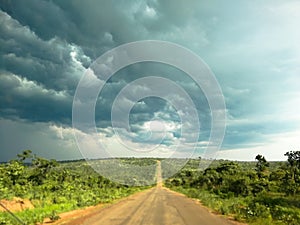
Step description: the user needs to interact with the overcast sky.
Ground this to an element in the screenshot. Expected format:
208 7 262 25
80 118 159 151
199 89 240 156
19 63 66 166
0 0 300 162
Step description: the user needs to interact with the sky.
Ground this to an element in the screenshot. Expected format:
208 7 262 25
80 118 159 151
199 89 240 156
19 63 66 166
0 0 300 162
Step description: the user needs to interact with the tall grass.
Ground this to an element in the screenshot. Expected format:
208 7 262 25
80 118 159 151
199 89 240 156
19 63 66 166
169 186 300 225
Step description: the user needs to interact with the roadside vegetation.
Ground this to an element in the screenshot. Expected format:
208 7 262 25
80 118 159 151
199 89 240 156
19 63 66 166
2 150 300 225
0 151 155 225
164 151 300 225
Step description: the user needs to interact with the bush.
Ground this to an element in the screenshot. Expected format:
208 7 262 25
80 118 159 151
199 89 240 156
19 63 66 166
271 206 300 225
49 210 60 221
241 202 271 220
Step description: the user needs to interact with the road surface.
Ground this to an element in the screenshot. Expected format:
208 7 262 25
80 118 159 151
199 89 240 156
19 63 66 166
62 161 238 225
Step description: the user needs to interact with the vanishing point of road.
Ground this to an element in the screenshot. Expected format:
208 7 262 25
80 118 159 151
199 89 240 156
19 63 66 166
62 161 240 225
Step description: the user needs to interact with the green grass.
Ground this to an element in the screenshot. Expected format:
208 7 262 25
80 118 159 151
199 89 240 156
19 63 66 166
0 186 149 225
0 154 157 225
168 186 300 225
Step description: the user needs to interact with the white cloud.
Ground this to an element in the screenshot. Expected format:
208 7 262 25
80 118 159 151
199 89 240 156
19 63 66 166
217 130 300 161
1 10 90 91
0 72 69 100
145 5 157 18
1 1 300 162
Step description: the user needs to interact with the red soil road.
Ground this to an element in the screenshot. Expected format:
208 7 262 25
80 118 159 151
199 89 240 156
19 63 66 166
59 161 244 225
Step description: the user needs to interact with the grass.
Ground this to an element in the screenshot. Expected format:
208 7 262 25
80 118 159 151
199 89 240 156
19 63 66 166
0 186 149 225
168 186 300 225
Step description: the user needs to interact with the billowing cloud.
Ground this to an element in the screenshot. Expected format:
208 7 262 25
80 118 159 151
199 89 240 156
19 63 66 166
0 0 299 161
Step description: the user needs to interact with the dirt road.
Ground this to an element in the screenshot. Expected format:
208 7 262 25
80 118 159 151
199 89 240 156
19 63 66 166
62 161 238 225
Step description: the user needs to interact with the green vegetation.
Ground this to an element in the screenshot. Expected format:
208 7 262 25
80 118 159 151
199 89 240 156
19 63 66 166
89 157 158 186
0 151 153 225
164 151 300 225
2 150 300 225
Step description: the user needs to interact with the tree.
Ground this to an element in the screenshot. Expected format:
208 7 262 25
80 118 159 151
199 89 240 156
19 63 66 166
250 155 270 196
4 160 25 185
284 151 300 168
29 156 58 185
228 177 251 196
255 154 269 179
216 162 239 175
282 151 300 195
17 149 33 163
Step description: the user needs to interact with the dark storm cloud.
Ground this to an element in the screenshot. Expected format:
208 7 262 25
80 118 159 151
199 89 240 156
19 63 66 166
0 9 88 124
0 0 299 160
0 72 72 124
0 10 88 92
87 59 212 138
0 0 211 126
1 0 145 58
0 118 82 161
1 0 211 57
0 0 78 41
